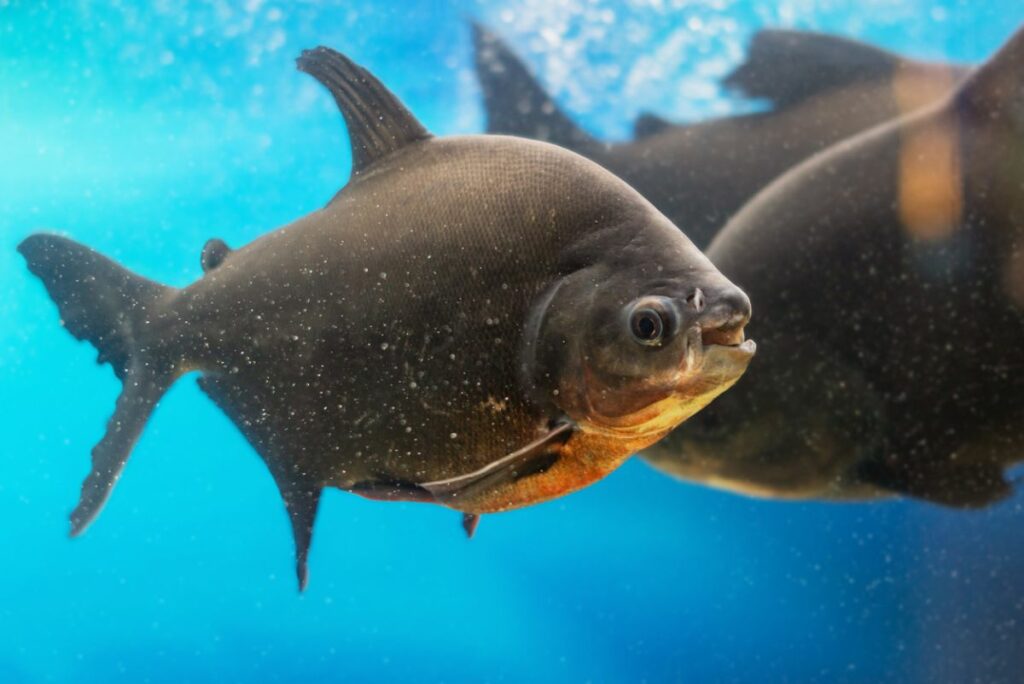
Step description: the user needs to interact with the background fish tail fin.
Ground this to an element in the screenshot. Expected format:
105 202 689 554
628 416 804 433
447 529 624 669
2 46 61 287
18 233 179 535
724 29 909 107
471 22 599 152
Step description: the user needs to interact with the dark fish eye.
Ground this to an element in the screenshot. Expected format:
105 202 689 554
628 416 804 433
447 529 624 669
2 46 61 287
631 309 664 344
627 297 677 347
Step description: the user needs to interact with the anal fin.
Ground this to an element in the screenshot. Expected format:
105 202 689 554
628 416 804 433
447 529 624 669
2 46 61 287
197 373 323 591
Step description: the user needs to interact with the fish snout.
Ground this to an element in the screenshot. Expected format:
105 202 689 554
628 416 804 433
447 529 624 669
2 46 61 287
695 284 752 348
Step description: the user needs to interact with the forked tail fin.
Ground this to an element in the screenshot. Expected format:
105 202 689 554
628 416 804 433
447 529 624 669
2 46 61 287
18 234 178 535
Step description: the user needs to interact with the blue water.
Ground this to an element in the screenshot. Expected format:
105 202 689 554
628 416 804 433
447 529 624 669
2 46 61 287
3 1 1024 682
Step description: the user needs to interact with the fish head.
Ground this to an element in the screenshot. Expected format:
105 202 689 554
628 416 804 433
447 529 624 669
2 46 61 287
524 211 756 446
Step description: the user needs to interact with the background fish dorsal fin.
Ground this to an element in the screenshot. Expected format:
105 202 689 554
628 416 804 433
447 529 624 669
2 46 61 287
955 26 1024 131
297 46 432 178
471 22 600 153
724 29 916 108
633 112 676 139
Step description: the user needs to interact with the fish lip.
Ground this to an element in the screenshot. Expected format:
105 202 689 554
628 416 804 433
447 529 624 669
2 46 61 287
675 336 756 392
704 337 757 357
586 338 757 440
701 325 747 348
681 327 756 373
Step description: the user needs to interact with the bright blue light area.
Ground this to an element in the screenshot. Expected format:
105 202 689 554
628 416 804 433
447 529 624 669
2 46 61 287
2 1 1024 682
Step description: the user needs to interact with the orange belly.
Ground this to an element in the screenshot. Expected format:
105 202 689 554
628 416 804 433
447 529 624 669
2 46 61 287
454 428 670 514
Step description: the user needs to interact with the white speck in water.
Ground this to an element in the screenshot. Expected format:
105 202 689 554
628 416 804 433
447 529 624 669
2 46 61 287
266 28 286 52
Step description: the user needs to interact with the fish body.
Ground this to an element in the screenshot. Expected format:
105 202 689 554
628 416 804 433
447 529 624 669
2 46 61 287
474 25 967 247
21 46 754 587
643 26 1024 507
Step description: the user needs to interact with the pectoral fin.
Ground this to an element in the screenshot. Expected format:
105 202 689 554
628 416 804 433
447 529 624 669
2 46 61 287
348 480 435 503
421 421 574 504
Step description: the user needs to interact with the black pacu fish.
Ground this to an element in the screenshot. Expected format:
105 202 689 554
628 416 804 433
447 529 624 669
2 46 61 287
474 24 967 248
20 47 754 588
643 26 1024 506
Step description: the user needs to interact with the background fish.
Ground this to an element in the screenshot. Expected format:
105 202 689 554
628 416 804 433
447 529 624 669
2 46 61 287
19 45 754 588
643 25 1024 507
474 24 968 247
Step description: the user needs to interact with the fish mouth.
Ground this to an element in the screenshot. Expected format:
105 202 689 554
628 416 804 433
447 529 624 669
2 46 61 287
673 325 755 396
580 335 756 441
705 337 757 357
680 325 756 372
701 324 750 349
699 324 756 361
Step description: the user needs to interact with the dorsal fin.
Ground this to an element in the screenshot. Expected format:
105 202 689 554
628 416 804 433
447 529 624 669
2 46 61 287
955 26 1024 131
200 238 232 273
296 47 432 178
633 112 675 139
724 29 916 107
471 23 600 153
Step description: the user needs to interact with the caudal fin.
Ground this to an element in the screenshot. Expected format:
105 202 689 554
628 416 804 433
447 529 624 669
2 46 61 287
471 22 599 153
724 29 919 108
19 234 178 536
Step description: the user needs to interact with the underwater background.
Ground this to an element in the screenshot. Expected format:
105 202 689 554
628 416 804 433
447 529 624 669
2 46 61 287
3 1 1024 682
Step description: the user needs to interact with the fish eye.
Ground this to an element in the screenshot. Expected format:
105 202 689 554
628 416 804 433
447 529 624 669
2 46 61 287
627 297 677 347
